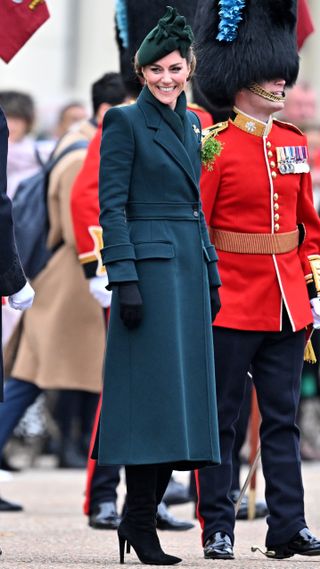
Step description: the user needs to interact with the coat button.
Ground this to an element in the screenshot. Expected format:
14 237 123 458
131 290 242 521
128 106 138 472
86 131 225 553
274 223 280 231
268 150 273 158
266 141 272 148
274 213 280 221
271 171 277 179
274 203 279 211
270 161 276 168
273 193 279 201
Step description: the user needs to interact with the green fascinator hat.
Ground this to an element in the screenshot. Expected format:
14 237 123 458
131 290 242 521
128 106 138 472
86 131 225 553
137 5 194 67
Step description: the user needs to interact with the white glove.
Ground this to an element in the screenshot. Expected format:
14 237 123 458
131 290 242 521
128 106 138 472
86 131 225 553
89 275 112 308
310 297 320 329
8 281 35 311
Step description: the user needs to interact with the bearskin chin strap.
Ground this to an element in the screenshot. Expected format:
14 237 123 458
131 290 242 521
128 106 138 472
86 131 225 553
249 82 286 103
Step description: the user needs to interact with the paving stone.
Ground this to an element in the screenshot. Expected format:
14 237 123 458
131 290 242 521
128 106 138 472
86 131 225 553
0 463 319 568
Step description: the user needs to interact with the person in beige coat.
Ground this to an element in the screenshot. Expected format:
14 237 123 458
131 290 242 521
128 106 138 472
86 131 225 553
0 73 128 490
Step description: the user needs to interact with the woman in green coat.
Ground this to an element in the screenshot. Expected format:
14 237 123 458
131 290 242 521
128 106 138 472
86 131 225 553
98 7 221 565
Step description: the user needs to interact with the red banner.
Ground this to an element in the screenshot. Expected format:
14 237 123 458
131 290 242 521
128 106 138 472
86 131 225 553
297 0 314 50
0 0 50 63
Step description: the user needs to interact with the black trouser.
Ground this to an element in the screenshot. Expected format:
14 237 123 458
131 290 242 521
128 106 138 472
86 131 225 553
197 311 306 548
231 374 252 492
90 464 121 512
188 376 253 501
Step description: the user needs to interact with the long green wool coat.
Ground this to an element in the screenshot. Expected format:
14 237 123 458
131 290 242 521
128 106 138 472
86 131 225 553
97 86 221 467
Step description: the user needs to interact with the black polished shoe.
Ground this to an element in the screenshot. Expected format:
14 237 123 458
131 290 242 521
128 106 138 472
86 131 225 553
163 478 192 506
204 532 234 560
267 528 320 559
156 502 194 531
0 497 23 512
89 501 121 530
230 491 268 520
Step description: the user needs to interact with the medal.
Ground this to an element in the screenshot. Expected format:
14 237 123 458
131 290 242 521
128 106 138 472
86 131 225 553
276 145 310 175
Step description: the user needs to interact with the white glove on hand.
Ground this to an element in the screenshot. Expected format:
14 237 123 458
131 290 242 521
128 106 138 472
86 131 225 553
310 297 320 329
89 275 112 308
8 281 35 311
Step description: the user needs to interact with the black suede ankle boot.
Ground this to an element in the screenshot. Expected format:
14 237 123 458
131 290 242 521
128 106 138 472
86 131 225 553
118 465 181 565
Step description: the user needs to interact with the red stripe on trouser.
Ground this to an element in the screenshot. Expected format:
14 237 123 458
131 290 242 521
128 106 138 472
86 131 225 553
83 308 109 515
194 469 206 545
83 394 102 515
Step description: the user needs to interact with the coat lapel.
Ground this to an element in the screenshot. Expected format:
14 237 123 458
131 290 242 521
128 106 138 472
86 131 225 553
153 123 199 193
137 89 200 195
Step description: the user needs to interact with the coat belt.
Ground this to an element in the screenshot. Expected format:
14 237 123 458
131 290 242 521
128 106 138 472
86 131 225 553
209 227 299 254
126 202 200 220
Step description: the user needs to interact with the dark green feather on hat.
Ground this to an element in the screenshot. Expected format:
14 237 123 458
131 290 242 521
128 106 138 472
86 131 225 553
137 6 194 66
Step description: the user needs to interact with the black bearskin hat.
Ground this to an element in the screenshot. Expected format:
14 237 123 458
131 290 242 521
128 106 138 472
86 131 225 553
193 0 299 108
115 0 199 97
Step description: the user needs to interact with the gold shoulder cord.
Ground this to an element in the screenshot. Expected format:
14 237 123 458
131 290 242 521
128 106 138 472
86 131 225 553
202 121 229 143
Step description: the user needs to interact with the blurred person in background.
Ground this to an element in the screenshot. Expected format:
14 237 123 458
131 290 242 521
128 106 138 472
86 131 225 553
305 125 320 206
0 74 127 510
53 101 88 139
0 91 54 429
0 104 35 513
280 81 317 127
0 90 54 200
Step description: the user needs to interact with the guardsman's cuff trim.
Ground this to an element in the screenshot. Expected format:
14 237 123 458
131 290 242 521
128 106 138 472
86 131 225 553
79 226 106 276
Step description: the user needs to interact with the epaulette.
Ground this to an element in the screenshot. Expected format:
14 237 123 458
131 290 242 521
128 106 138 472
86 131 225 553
202 121 229 141
273 118 304 136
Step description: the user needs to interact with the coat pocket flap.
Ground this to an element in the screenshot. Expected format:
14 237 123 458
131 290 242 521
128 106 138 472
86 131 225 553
134 242 175 260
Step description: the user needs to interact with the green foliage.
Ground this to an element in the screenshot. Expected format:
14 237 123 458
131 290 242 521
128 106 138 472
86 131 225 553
201 137 223 171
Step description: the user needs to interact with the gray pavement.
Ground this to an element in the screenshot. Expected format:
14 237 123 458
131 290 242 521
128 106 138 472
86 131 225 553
0 463 319 568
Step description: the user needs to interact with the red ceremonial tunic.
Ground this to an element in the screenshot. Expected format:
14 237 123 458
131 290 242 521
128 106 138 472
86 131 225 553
201 111 320 332
71 124 103 275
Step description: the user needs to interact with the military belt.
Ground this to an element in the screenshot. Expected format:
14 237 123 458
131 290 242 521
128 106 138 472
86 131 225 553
209 227 299 255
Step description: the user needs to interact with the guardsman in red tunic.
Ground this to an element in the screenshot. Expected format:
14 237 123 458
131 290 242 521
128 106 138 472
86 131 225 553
194 0 320 561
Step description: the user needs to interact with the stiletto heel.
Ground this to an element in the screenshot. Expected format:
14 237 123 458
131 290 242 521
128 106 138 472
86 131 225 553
120 465 182 565
118 523 181 565
118 534 125 564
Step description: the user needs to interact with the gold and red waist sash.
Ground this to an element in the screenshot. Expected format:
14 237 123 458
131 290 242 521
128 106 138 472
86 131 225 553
209 227 299 255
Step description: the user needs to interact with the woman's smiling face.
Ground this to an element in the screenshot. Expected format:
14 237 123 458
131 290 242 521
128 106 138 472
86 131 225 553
142 50 190 110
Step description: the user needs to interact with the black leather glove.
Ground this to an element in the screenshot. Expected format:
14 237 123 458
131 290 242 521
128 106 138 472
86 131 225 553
118 282 143 329
210 286 221 323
